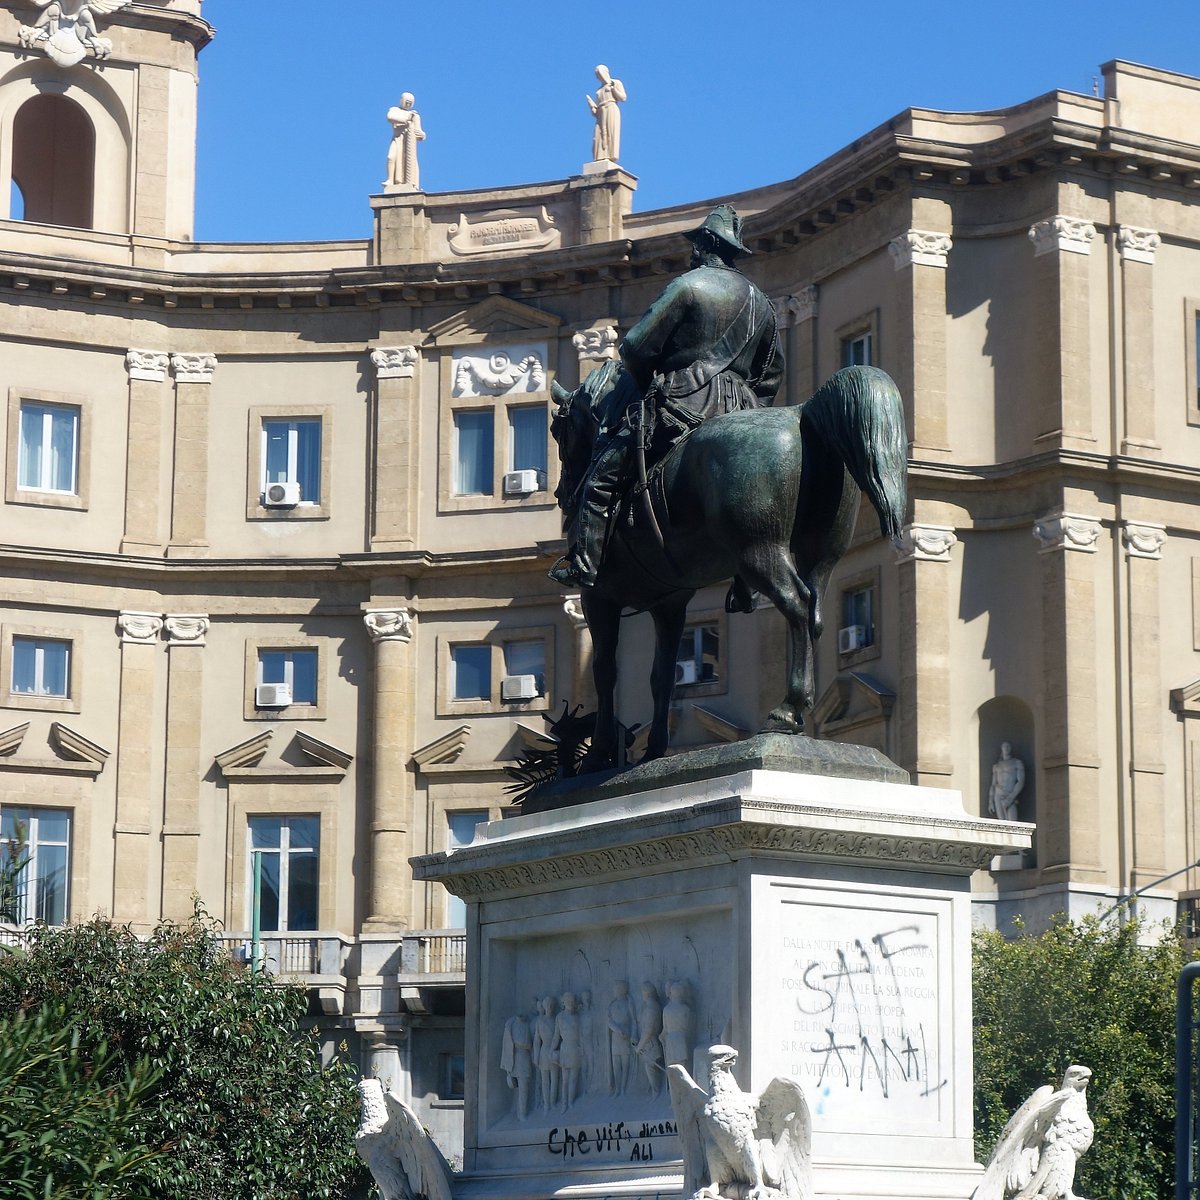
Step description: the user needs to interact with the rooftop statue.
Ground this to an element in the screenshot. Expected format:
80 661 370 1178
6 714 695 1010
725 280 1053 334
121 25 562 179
18 0 131 67
384 93 425 192
587 64 627 163
549 205 907 772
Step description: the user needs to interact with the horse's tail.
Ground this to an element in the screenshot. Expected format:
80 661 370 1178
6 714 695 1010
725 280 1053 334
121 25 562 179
799 366 907 539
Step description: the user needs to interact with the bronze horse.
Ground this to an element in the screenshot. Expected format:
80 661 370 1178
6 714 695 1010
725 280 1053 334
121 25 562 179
550 362 907 771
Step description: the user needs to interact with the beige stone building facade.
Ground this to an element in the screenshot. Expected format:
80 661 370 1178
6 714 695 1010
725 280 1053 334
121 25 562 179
3 0 1200 1150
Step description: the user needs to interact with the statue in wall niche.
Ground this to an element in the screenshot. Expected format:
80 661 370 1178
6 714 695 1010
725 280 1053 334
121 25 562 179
587 64 627 162
660 980 693 1066
356 1079 454 1200
552 992 585 1110
607 978 638 1096
18 0 132 67
500 1007 535 1120
668 1045 813 1200
636 981 665 1095
384 92 425 191
988 741 1026 822
532 995 561 1112
548 204 907 772
973 1065 1094 1200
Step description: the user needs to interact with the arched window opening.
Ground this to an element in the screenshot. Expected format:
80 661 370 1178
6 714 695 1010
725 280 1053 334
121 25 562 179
9 178 24 221
11 93 95 229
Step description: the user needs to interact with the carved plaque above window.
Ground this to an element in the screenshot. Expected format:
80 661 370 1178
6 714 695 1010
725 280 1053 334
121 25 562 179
451 344 547 397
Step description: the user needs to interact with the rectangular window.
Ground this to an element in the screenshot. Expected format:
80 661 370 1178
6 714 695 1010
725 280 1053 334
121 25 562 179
841 331 873 368
1 807 69 925
503 639 546 697
442 1053 466 1100
262 418 321 503
446 810 488 926
676 623 719 688
258 648 318 705
841 585 876 651
451 644 491 701
248 816 319 932
453 411 494 495
508 406 547 477
18 402 78 493
11 636 70 698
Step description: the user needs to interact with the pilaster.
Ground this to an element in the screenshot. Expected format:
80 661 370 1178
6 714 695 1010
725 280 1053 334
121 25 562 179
1121 520 1168 886
168 353 216 550
112 610 162 927
1117 226 1161 456
775 287 817 405
890 222 952 455
121 350 169 554
160 614 209 922
1027 217 1097 450
1031 511 1104 882
364 607 415 929
895 523 957 785
370 347 419 551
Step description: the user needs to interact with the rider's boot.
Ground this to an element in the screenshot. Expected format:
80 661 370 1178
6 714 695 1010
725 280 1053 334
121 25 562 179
548 436 627 588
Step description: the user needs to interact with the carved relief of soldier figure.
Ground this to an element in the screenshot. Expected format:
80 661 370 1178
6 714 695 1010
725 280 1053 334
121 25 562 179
551 992 585 1111
500 1007 535 1120
660 980 693 1067
635 981 665 1096
988 741 1026 822
607 979 638 1096
533 995 560 1112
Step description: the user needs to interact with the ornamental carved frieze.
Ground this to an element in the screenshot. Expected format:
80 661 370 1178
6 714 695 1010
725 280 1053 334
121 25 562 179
371 346 419 380
1032 511 1102 554
895 523 958 563
572 325 619 362
117 611 163 645
125 349 169 383
1028 217 1097 257
1121 520 1167 560
1117 226 1161 265
364 608 414 643
164 614 209 645
889 231 953 270
170 353 218 384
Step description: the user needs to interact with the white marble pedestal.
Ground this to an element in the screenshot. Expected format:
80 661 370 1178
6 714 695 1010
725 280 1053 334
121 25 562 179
413 759 1031 1200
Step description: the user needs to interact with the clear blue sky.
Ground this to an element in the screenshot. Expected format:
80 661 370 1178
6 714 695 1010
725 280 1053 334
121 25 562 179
195 0 1200 244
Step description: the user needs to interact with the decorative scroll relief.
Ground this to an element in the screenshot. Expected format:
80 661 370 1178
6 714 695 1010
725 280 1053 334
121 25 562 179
447 207 560 256
118 611 163 645
1117 225 1161 265
1121 520 1167 560
1033 511 1102 554
18 0 132 68
452 343 546 397
126 350 169 383
889 231 952 270
371 346 418 381
1029 217 1096 257
170 353 218 384
164 614 209 645
894 523 957 563
573 326 619 362
364 608 414 643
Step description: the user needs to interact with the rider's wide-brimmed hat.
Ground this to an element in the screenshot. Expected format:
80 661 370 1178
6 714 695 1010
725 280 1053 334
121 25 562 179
683 204 752 257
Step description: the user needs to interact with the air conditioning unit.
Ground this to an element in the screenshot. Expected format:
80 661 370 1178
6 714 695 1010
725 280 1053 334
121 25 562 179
255 682 293 708
675 659 698 686
838 625 866 654
503 469 541 497
264 481 301 507
501 674 539 702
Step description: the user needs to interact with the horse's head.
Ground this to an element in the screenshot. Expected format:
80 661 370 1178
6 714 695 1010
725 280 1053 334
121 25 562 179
550 359 624 523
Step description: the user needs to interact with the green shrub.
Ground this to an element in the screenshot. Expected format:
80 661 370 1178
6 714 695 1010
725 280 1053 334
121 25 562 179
0 909 368 1200
973 914 1191 1200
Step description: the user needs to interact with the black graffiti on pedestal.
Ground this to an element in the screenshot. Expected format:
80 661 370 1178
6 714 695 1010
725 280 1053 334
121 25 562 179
546 1118 677 1163
792 924 948 1100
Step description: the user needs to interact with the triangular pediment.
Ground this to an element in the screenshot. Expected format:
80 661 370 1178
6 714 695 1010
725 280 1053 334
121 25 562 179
294 731 353 770
0 723 29 756
426 296 562 345
215 730 274 773
1172 678 1200 717
50 723 110 768
813 672 895 737
413 724 471 768
692 704 748 744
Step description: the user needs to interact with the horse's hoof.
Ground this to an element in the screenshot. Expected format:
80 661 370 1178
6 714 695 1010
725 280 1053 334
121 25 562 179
761 709 804 735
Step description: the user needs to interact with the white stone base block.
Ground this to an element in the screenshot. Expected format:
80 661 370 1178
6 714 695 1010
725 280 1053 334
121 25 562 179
414 761 1031 1200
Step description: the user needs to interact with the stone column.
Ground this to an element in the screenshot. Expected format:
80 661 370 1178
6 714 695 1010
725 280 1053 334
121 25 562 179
168 354 217 551
112 611 163 928
890 227 952 455
774 287 817 406
160 614 209 922
370 348 420 551
895 524 957 786
121 351 169 554
1122 520 1168 887
1032 512 1104 883
1117 226 1162 457
1027 218 1097 450
364 608 415 930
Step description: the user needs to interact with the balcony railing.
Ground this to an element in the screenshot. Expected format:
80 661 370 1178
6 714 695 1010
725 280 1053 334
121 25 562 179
416 931 466 975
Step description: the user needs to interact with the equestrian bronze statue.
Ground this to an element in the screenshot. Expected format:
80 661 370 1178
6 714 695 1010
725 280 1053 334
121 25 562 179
549 205 907 772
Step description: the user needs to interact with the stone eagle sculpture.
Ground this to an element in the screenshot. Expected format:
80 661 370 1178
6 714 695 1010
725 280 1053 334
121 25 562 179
355 1078 454 1200
973 1064 1094 1200
667 1044 812 1200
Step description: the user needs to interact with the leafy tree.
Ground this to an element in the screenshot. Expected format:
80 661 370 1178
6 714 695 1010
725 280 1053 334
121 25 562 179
0 1003 164 1199
0 821 29 924
0 909 369 1200
973 914 1192 1200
